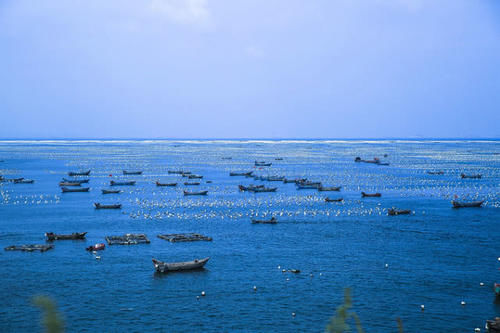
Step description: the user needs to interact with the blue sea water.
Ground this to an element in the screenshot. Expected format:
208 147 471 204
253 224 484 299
0 139 499 332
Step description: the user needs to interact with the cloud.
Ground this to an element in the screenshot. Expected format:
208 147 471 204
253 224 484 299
151 0 211 25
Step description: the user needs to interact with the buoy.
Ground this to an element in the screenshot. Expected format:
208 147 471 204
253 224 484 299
480 282 484 286
385 264 389 268
278 265 281 269
475 328 480 332
319 273 322 276
201 291 206 296
461 301 466 306
420 305 425 311
196 296 200 300
497 257 500 261
286 278 290 281
253 286 257 291
282 269 286 273
292 312 296 317
310 273 313 277
95 256 101 260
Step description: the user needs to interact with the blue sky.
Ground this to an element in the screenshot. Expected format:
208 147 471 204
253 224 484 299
1 0 499 138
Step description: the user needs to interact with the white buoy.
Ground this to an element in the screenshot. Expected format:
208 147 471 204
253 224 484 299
497 257 500 261
461 301 466 306
475 328 480 332
480 282 484 286
310 273 313 277
282 269 286 273
292 312 296 317
201 291 206 296
286 278 290 281
253 286 257 291
197 296 200 300
95 256 101 260
420 305 425 311
278 265 281 269
385 263 389 268
319 273 322 276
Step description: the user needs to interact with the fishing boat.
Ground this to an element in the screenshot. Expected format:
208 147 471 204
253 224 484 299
296 184 320 190
94 203 122 209
156 181 177 187
184 182 200 186
183 190 208 196
427 171 444 175
486 318 500 332
14 179 34 184
188 174 203 179
152 257 210 273
59 182 81 187
238 184 264 192
62 178 89 183
45 232 87 241
318 186 341 192
275 158 283 160
123 170 143 175
68 170 90 176
255 161 272 167
251 217 277 224
110 180 136 186
86 243 105 251
451 200 484 208
230 171 253 177
61 187 90 193
249 187 277 193
262 176 285 181
168 170 184 174
7 177 24 182
361 192 381 197
102 189 121 194
325 197 344 202
461 173 482 179
388 208 412 216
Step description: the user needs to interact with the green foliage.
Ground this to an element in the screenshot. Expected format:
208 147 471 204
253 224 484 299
325 288 364 333
33 296 64 333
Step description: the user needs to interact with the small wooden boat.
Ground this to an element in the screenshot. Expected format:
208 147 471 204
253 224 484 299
230 171 253 177
184 182 200 186
451 200 484 208
251 217 277 224
255 161 272 167
427 171 444 175
156 181 177 187
188 174 203 179
461 173 482 179
102 189 121 194
355 157 380 164
183 190 208 196
275 158 283 161
59 182 81 187
94 203 122 209
249 187 277 193
61 187 90 193
318 186 341 192
86 243 105 251
45 232 87 241
110 180 136 186
361 192 381 197
68 170 90 176
388 208 412 216
263 176 285 181
14 179 34 184
62 178 89 183
168 170 184 174
152 257 210 273
123 170 143 175
325 197 344 202
298 180 321 186
221 157 232 160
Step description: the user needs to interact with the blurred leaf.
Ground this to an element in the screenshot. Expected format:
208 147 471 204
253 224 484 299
33 296 64 333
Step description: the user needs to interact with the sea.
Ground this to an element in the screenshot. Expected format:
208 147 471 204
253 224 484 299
0 139 498 332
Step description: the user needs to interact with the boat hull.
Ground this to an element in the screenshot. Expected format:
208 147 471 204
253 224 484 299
153 257 210 272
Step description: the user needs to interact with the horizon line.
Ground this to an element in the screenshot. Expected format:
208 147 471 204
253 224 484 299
0 137 499 141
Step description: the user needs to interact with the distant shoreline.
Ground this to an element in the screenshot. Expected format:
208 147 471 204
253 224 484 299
0 138 498 142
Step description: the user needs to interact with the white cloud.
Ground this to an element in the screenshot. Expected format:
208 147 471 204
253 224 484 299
151 0 211 25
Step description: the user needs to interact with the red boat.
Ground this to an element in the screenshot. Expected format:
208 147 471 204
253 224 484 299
86 243 105 251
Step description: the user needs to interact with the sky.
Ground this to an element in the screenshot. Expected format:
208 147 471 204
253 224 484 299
0 0 499 139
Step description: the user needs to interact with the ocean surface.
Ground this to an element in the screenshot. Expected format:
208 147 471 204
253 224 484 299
0 139 499 332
